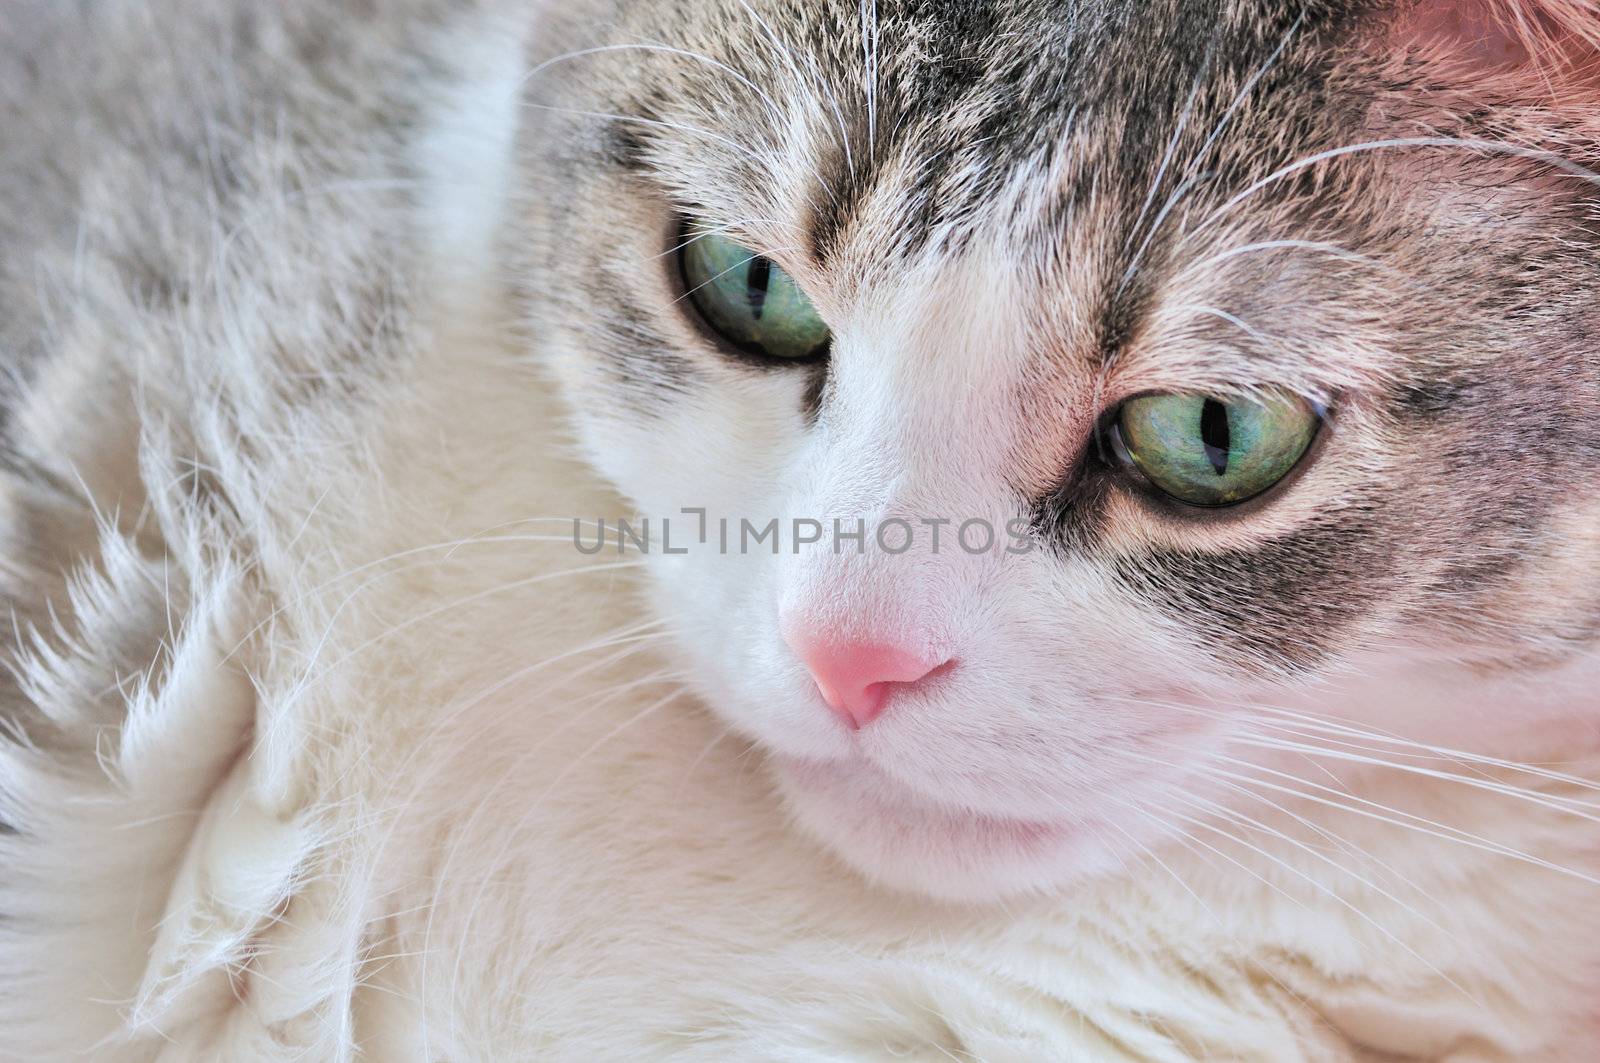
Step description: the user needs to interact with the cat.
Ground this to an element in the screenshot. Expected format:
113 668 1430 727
2 0 1599 1058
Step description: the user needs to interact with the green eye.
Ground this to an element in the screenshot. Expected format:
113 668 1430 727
680 227 831 361
1115 392 1321 507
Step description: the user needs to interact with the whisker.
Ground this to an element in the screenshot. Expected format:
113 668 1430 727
860 0 881 157
1108 690 1600 803
1183 16 1302 183
1156 799 1485 1007
1198 752 1600 887
267 559 649 744
226 518 616 660
1163 302 1272 345
521 41 790 138
1185 135 1600 247
1235 734 1600 821
1117 18 1304 285
1175 784 1459 944
734 0 855 180
373 622 677 807
676 723 739 798
1103 818 1229 930
1244 702 1600 795
1123 803 1313 912
1119 168 1215 290
671 245 805 307
1117 42 1218 291
1169 237 1446 306
655 218 807 261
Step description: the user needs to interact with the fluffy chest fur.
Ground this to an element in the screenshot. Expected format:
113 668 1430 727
0 1 1598 1060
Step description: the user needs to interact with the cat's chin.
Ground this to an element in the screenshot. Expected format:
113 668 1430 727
770 757 1133 903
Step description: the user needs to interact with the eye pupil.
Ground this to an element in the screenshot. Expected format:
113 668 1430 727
1199 398 1231 476
745 255 772 321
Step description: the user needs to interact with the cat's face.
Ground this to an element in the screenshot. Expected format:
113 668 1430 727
517 0 1600 899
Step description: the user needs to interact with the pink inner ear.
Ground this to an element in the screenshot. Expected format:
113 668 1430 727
1395 0 1536 67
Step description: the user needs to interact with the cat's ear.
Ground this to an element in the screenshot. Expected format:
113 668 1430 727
1386 0 1600 87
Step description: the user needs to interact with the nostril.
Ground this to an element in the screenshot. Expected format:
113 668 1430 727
783 630 955 730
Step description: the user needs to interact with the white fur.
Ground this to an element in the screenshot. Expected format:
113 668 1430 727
1 5 1597 1060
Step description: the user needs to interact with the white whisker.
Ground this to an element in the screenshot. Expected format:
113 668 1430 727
1186 135 1600 246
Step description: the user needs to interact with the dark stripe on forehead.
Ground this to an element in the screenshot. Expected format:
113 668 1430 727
804 0 1088 264
803 0 1368 287
806 120 879 266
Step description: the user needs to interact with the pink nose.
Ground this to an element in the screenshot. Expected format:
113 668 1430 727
786 634 949 729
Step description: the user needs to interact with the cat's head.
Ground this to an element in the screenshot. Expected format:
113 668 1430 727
514 0 1600 900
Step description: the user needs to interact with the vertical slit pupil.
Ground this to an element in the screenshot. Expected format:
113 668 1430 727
1199 398 1231 476
745 256 773 320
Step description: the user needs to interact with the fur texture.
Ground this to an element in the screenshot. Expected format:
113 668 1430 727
1 0 1598 1059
